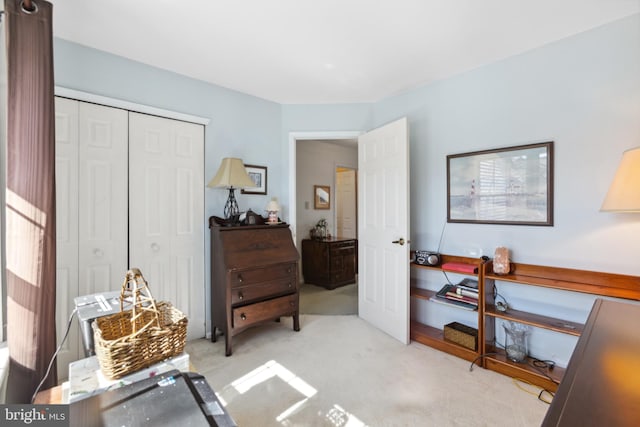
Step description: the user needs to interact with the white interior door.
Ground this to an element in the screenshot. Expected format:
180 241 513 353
54 97 80 379
358 117 410 344
78 102 128 297
336 168 357 238
54 98 128 379
128 112 205 340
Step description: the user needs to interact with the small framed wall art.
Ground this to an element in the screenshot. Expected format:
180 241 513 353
242 164 267 195
314 185 330 209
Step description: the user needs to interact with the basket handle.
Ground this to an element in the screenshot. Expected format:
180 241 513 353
120 268 161 333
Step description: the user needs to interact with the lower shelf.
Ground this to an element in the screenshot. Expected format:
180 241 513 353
410 320 478 362
483 345 564 392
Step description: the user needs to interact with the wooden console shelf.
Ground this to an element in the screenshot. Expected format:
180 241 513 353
409 283 436 300
483 346 564 390
411 254 640 393
410 254 486 363
482 260 640 391
484 304 583 336
410 320 478 361
484 264 640 300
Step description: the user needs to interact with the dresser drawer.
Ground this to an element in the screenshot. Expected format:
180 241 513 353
231 279 296 305
330 241 356 251
230 263 296 287
233 294 298 328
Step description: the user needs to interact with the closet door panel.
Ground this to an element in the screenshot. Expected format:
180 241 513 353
78 103 128 296
129 113 205 340
54 97 80 380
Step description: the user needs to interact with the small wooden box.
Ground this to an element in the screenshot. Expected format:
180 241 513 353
444 322 478 351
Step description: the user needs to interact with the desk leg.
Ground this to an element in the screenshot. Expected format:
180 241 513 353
225 328 232 357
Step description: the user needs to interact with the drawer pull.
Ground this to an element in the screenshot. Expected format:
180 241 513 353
288 282 292 288
240 313 247 321
238 291 244 300
237 274 244 283
287 267 292 273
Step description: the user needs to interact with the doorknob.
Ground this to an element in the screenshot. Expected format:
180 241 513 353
392 238 405 246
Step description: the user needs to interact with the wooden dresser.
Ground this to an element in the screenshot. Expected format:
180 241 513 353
301 237 357 289
209 217 300 356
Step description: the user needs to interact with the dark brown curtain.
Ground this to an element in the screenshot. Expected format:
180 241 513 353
4 0 57 403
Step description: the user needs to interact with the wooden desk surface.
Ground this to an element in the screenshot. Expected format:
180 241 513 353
34 384 64 404
542 299 640 426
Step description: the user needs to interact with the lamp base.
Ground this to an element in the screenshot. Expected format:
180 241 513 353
224 187 240 220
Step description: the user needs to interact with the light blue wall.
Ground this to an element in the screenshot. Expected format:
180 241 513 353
55 39 283 219
369 13 640 366
53 13 640 362
372 13 640 273
54 39 283 336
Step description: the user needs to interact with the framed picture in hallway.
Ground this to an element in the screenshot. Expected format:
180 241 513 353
314 185 330 209
447 141 554 226
242 164 267 195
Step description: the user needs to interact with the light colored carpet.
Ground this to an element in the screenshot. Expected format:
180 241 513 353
299 283 358 315
186 315 548 427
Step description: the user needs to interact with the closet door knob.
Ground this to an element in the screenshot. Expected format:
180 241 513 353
151 243 160 252
93 248 104 257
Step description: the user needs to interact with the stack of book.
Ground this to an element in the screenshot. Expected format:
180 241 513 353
429 282 479 311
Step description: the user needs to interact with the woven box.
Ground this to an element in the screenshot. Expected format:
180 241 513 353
444 322 478 351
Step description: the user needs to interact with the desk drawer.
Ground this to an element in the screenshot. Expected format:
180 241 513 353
233 294 298 327
231 263 296 287
330 242 356 252
231 279 296 305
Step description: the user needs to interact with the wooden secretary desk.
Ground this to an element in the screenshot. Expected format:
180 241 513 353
209 217 300 356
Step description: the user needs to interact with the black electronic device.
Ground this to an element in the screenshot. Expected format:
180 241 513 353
414 250 441 266
70 370 237 427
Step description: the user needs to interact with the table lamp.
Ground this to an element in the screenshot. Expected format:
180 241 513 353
265 198 280 224
601 147 640 212
208 158 257 219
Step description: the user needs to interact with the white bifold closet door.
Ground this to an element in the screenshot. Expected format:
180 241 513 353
128 112 205 341
55 99 205 380
55 97 128 380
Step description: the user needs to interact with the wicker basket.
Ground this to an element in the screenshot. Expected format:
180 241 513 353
92 269 188 379
443 322 478 351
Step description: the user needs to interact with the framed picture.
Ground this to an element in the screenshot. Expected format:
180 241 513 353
447 141 554 226
241 165 267 195
314 185 330 209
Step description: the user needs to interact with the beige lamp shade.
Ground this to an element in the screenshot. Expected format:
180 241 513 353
207 158 257 189
265 199 280 212
601 147 640 212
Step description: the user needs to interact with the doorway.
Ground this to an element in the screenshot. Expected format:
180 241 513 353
335 166 357 239
290 133 360 315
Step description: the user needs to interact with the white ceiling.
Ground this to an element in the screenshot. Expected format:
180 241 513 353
51 0 640 104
